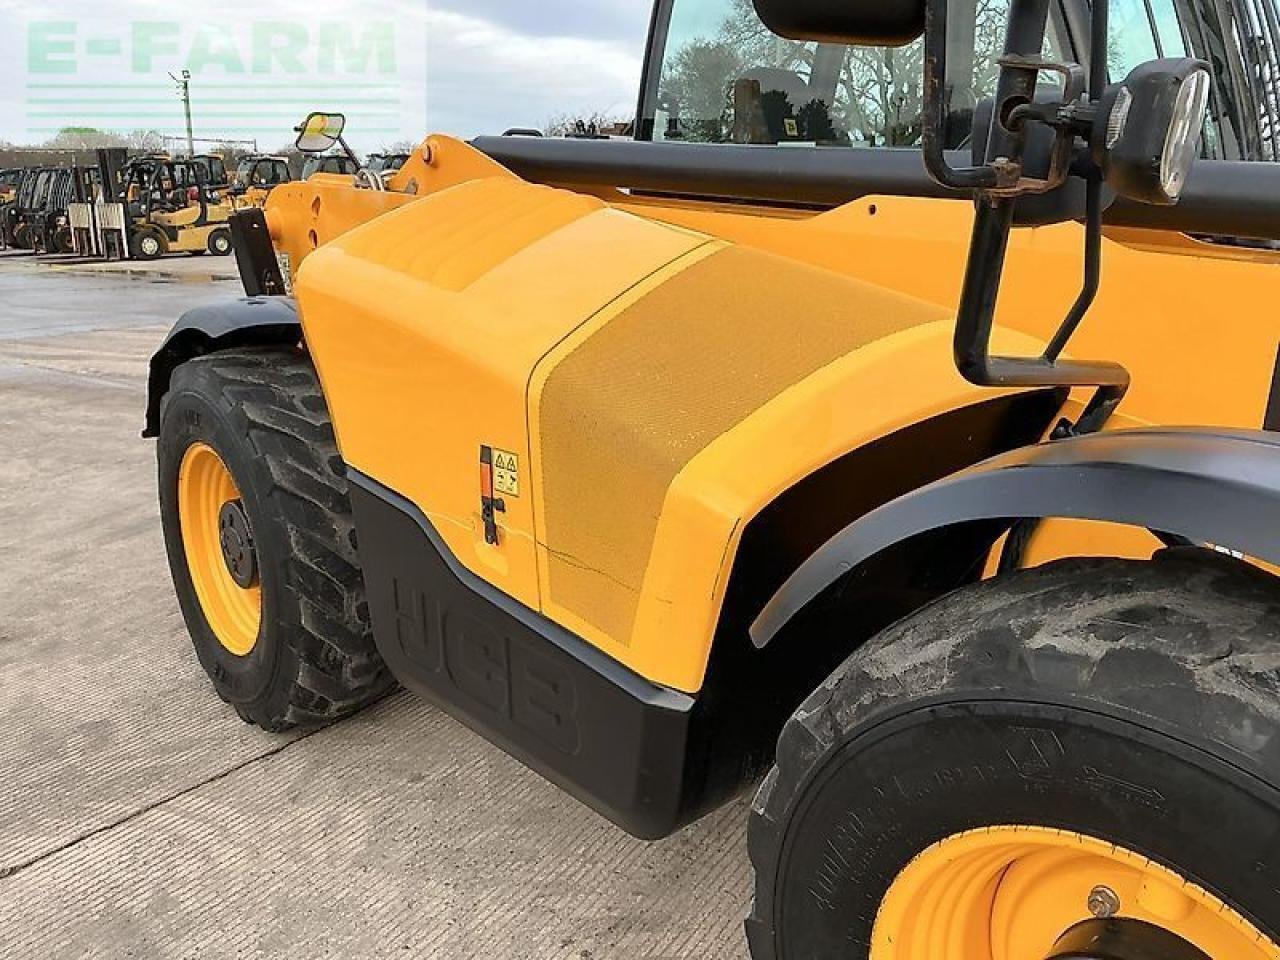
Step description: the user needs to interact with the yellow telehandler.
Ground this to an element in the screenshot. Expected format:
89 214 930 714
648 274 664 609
145 0 1280 956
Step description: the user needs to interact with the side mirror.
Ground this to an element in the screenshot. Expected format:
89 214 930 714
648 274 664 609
295 113 346 154
751 0 924 46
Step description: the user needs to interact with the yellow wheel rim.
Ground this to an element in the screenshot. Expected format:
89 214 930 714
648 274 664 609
872 826 1279 960
178 442 262 657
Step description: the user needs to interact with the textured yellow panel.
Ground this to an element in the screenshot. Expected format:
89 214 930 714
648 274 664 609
336 176 603 291
538 245 942 645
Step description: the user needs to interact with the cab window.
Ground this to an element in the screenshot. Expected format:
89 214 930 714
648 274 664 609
1106 0 1278 161
642 0 1068 149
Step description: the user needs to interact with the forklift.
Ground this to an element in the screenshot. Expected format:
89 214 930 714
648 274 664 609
120 156 234 259
8 167 62 251
146 0 1280 956
0 168 34 248
365 152 410 175
191 153 229 189
0 168 21 205
24 164 101 255
300 152 359 179
227 154 293 209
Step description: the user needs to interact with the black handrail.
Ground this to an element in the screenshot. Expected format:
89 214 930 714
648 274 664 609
471 134 1280 241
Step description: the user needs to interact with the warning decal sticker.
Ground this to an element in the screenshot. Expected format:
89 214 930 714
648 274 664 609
493 449 520 497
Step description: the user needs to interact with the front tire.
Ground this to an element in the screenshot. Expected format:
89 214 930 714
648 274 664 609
207 227 232 256
747 551 1280 960
131 227 166 260
158 348 393 731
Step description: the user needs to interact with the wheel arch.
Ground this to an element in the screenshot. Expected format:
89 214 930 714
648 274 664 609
672 387 1068 821
143 297 301 437
751 427 1280 647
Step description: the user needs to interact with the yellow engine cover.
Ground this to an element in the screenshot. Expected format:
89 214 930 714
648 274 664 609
296 174 1022 692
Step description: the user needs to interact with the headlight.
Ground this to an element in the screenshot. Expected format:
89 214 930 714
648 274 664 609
1160 68 1211 200
1092 58 1211 206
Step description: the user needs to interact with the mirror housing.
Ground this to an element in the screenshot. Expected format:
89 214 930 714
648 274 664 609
295 112 347 154
751 0 925 46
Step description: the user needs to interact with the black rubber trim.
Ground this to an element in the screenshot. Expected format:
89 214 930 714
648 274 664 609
229 208 288 297
346 470 691 711
752 427 1280 645
473 136 1280 241
1266 344 1280 432
142 297 301 437
346 469 695 840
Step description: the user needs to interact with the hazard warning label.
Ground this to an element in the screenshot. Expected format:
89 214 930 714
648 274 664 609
493 449 520 497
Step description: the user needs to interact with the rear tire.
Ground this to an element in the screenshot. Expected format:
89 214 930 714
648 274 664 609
747 551 1280 959
157 348 394 731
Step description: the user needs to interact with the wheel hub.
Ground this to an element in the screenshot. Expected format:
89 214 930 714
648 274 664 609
870 827 1275 960
178 442 262 657
1047 918 1211 960
217 499 258 588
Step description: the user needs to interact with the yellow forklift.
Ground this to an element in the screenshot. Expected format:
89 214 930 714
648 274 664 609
227 154 293 210
300 153 359 179
146 0 1280 956
0 168 20 205
122 156 234 259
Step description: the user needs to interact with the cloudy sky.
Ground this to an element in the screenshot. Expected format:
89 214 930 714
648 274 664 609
0 0 652 150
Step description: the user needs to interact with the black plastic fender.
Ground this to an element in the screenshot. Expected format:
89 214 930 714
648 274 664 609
142 297 301 437
750 427 1280 647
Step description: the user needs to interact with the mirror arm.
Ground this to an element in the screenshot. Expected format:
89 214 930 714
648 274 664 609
947 0 1130 434
336 135 361 171
1046 172 1102 361
922 0 1000 189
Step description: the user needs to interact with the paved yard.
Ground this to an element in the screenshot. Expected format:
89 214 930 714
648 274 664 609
0 256 751 960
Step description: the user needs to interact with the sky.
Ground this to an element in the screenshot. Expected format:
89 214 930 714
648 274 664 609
0 0 653 151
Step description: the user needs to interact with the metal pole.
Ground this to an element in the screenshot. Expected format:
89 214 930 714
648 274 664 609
171 69 195 156
182 70 195 157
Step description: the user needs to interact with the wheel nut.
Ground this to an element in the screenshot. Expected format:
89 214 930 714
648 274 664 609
1088 885 1122 918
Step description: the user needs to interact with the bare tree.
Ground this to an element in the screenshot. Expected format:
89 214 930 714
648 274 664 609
35 127 167 152
661 41 745 141
543 111 631 138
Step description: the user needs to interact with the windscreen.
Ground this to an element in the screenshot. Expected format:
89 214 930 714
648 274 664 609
641 0 1279 160
643 0 1067 148
1108 0 1279 161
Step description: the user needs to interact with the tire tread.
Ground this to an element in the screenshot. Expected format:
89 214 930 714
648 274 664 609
176 348 393 730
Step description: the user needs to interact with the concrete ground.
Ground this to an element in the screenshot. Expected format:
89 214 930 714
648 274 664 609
0 256 752 959
0 246 240 284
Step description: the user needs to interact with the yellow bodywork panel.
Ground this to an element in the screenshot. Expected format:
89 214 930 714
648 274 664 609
534 245 944 677
606 191 1280 431
295 169 1047 691
279 136 1280 693
297 177 710 618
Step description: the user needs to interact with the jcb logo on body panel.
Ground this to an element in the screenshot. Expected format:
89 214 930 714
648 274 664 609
391 577 580 755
